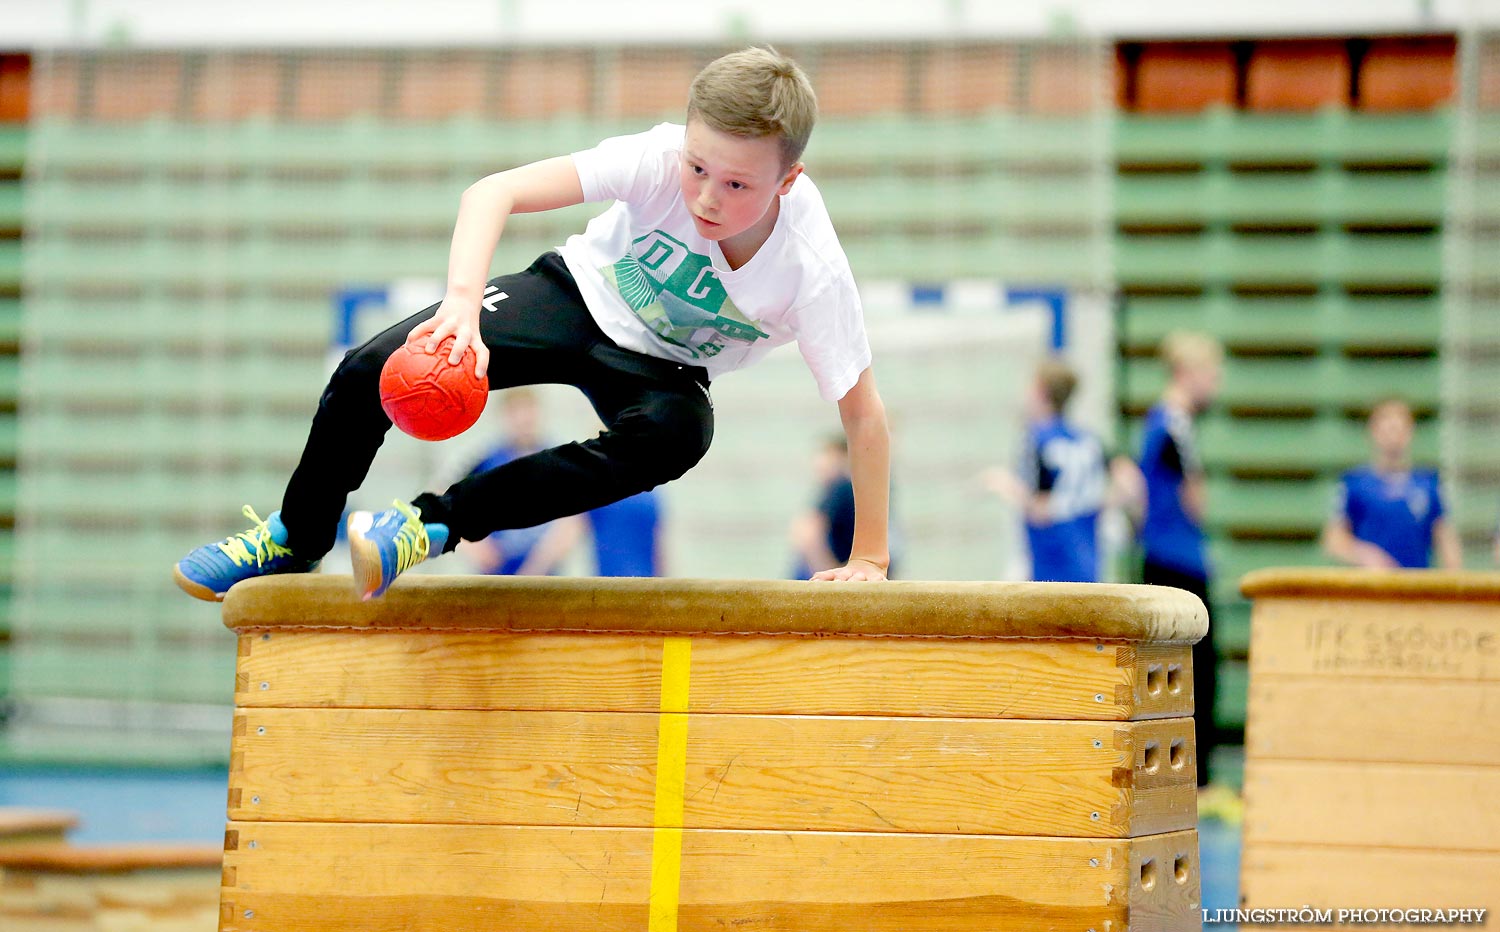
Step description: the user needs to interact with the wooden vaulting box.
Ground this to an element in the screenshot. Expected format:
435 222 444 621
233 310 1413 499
0 841 222 930
217 575 1206 931
1240 569 1500 913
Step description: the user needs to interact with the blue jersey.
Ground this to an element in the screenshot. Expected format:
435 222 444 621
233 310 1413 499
1023 418 1105 583
1139 403 1208 579
588 490 662 577
468 442 553 575
1334 466 1445 569
789 475 856 579
819 476 857 566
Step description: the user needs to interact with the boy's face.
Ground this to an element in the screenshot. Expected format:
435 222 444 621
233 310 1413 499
813 443 848 483
1026 378 1052 421
680 119 802 243
1183 359 1222 411
1369 403 1414 459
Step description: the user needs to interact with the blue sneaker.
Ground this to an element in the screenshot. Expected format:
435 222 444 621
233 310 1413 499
347 500 450 601
173 506 319 602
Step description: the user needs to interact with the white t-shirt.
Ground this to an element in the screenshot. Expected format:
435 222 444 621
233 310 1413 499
559 123 871 402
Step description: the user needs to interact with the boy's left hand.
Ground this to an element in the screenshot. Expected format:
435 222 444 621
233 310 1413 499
811 558 887 582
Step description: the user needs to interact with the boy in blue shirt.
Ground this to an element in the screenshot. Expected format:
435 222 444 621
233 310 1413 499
462 388 563 576
175 47 891 601
494 489 665 578
790 436 857 579
586 490 664 577
1137 331 1221 789
986 359 1106 582
1322 398 1461 569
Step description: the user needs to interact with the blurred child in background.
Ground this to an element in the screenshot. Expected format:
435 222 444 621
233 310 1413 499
982 358 1106 582
1322 397 1461 570
585 489 665 576
461 389 571 576
515 489 666 578
789 435 857 579
1135 331 1225 801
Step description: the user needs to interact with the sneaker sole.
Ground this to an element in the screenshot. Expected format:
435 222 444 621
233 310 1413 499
172 564 226 603
347 511 384 601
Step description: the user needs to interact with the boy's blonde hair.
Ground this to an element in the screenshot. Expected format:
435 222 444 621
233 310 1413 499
1369 395 1413 423
1036 358 1079 413
1160 331 1223 373
688 47 817 170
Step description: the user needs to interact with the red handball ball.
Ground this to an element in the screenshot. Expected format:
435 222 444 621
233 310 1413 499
379 337 489 441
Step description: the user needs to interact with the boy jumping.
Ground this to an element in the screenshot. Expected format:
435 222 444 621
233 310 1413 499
174 47 891 601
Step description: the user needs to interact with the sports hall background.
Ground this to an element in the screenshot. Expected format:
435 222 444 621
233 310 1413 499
0 3 1496 914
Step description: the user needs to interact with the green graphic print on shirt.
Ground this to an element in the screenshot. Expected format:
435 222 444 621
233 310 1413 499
601 230 770 359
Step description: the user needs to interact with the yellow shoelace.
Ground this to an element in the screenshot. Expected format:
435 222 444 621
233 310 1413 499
388 499 430 574
217 505 293 568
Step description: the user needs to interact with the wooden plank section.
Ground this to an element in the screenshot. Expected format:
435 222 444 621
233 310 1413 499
1242 567 1500 601
222 575 1209 644
234 630 1194 720
219 822 1201 932
0 808 77 847
1241 841 1500 909
0 862 219 932
1126 719 1201 837
228 710 1196 837
1247 597 1500 681
1243 760 1500 852
1134 643 1198 720
1130 829 1204 932
0 842 222 873
1246 676 1500 765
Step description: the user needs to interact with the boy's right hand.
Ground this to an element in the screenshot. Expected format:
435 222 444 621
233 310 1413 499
407 297 489 380
1353 543 1399 570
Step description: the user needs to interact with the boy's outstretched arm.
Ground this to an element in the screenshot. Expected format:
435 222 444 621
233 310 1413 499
813 368 890 582
1321 513 1397 569
408 156 586 378
1433 518 1463 570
